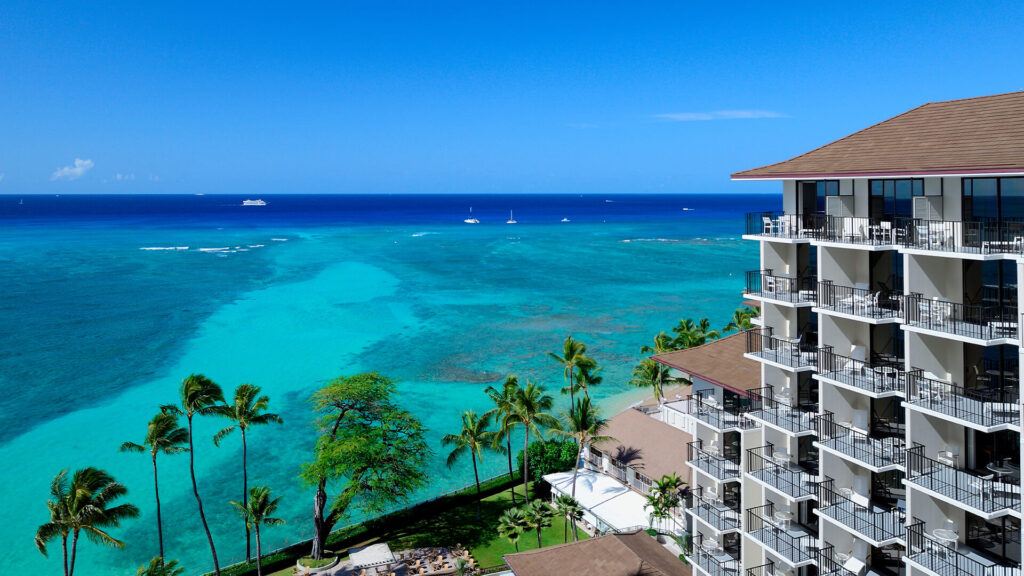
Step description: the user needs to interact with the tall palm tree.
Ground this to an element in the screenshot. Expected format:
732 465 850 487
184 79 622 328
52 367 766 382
35 468 139 576
496 507 528 552
723 306 758 334
698 318 721 341
640 331 677 355
230 485 286 576
572 358 603 402
162 374 225 576
120 412 189 561
484 375 522 504
137 557 184 576
552 397 613 498
548 335 589 407
553 494 583 543
524 500 555 548
630 357 674 405
442 410 502 522
213 384 283 563
512 381 560 500
644 473 686 533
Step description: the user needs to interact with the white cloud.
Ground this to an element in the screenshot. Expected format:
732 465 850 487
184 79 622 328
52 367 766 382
115 173 135 181
51 158 95 181
654 109 788 121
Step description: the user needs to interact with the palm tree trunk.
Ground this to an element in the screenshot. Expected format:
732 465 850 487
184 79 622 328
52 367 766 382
567 367 574 408
68 530 79 576
152 453 164 560
522 426 530 500
189 416 221 575
563 512 568 543
311 478 329 559
243 427 251 563
536 527 542 549
506 434 516 504
571 440 584 499
255 526 263 576
61 534 69 576
472 454 482 522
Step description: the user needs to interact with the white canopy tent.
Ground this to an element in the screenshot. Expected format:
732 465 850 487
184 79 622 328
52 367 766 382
350 542 396 569
544 469 652 532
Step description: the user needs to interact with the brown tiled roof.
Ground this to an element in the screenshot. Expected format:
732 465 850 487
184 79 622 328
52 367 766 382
504 530 691 576
732 91 1024 179
653 331 760 395
591 406 691 481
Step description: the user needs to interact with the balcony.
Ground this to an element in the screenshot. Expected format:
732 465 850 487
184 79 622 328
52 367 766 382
905 371 1021 431
691 535 741 576
815 412 905 471
746 445 817 500
904 294 1019 344
817 215 902 247
745 211 823 242
747 562 775 576
815 347 905 397
681 395 756 432
818 478 905 545
688 440 741 482
745 328 817 371
902 218 1024 256
747 387 817 436
690 493 741 533
816 280 904 322
906 520 1021 576
746 503 818 566
906 445 1021 516
818 545 860 576
744 270 817 306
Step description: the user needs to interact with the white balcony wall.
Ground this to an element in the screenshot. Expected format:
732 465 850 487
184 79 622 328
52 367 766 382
908 409 964 463
908 487 966 546
763 303 800 339
692 376 724 403
819 314 871 358
763 242 799 275
820 451 867 495
763 424 798 459
941 177 962 221
906 331 962 382
820 246 869 287
783 181 797 213
764 365 796 393
905 253 963 302
820 382 869 424
853 179 869 216
821 520 857 557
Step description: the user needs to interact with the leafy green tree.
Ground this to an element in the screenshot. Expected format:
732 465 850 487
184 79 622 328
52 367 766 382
551 398 612 498
670 318 720 349
644 473 687 532
512 381 560 500
723 306 758 334
548 335 589 407
161 374 225 575
442 410 503 522
230 485 286 576
553 494 583 542
630 358 675 406
120 412 189 561
214 384 283 562
484 375 522 504
517 439 579 482
35 468 139 576
524 500 555 548
137 557 184 576
301 373 430 560
496 507 528 552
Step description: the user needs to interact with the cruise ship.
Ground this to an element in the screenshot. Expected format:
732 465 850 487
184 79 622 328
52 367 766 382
242 199 267 206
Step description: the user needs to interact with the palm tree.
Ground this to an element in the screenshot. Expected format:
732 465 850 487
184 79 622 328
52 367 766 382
496 507 528 552
640 331 678 355
230 485 286 576
548 335 589 407
524 500 555 548
35 468 139 576
698 318 721 341
442 410 502 522
723 306 758 334
551 398 612 498
120 412 189 560
512 381 560 500
553 494 583 543
644 473 686 533
213 384 283 563
630 357 674 405
162 374 225 576
484 375 522 504
572 358 603 402
137 557 184 576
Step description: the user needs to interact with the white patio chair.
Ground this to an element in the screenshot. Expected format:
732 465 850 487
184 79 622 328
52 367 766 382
762 217 778 235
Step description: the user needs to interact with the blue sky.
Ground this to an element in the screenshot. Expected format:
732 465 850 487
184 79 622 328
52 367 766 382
2 1 1022 195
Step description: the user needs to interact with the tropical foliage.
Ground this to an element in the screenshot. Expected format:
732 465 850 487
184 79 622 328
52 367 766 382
553 494 583 542
496 507 528 552
483 375 523 504
548 335 590 405
551 397 612 498
515 439 576 487
137 557 185 576
511 381 560 500
442 410 503 521
629 357 676 405
523 500 556 548
644 473 687 531
230 485 286 576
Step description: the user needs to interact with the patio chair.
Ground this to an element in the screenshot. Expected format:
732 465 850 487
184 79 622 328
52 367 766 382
843 540 869 576
763 217 778 235
937 447 959 467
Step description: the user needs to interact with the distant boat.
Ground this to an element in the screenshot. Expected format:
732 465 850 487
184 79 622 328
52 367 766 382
242 199 267 206
561 217 571 223
507 210 517 224
464 207 480 224
18 199 23 205
683 207 693 211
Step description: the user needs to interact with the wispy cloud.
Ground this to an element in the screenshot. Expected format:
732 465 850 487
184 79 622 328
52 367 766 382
51 158 94 181
654 109 788 121
0 173 5 183
115 172 135 181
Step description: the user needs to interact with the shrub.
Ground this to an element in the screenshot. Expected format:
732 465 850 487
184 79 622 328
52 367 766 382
516 439 578 481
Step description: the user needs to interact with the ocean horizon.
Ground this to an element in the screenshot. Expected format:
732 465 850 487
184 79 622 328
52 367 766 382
0 193 777 574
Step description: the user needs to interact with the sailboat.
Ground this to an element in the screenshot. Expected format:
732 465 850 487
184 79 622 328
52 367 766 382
507 210 517 224
464 207 480 224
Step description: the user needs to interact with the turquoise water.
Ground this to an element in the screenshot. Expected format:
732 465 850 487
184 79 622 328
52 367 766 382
0 194 772 574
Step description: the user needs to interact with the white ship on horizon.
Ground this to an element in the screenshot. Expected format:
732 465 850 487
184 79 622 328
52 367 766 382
242 199 267 206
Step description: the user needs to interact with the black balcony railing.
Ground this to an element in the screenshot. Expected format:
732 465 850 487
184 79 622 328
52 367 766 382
745 327 817 369
819 215 902 246
746 503 817 565
816 411 905 469
906 445 1021 514
687 395 756 431
906 370 1021 429
747 387 816 434
907 519 1021 576
690 493 741 532
746 444 817 499
818 477 905 543
816 347 905 395
746 211 827 239
817 280 904 320
688 440 741 481
690 534 741 576
905 293 1019 341
903 218 1024 256
745 269 817 304
746 561 774 576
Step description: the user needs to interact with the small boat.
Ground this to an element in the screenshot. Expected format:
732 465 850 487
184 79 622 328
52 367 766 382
242 199 267 206
507 210 517 224
18 199 23 205
561 217 571 223
464 207 480 224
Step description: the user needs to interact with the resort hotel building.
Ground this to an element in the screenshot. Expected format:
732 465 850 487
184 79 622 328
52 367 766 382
658 91 1024 576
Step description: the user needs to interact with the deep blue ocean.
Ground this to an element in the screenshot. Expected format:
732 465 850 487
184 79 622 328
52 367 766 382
0 193 777 574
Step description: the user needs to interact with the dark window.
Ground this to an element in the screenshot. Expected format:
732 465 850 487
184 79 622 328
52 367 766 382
804 180 839 213
869 178 923 218
963 177 1024 220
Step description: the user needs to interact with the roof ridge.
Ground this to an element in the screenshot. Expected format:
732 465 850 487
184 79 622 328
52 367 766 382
924 90 1024 106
